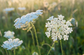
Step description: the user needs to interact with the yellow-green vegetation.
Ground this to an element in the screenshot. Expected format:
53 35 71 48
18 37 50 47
0 0 84 55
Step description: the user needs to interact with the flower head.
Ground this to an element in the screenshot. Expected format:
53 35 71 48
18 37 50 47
45 15 73 41
14 10 43 30
18 7 26 11
3 8 14 12
4 31 14 39
1 38 23 50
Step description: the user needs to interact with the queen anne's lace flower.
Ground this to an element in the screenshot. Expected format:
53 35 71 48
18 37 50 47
18 7 26 10
3 8 14 12
4 31 14 39
14 10 43 30
45 15 73 41
1 38 23 50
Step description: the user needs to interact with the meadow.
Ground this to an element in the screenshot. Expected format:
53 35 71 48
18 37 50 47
0 0 84 55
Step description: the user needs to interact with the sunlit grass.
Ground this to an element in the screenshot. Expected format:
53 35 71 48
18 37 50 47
0 0 84 55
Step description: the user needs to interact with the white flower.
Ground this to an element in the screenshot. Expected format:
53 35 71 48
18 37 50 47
64 35 69 40
4 31 14 39
45 15 73 41
32 52 38 55
58 15 64 20
45 32 50 38
14 10 43 29
47 16 54 20
3 8 14 12
18 7 26 10
1 38 23 50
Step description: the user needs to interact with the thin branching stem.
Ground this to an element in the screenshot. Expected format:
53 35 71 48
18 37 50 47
31 23 41 55
29 30 35 46
47 42 55 55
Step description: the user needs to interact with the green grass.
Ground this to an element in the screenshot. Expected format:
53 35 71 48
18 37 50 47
0 0 84 55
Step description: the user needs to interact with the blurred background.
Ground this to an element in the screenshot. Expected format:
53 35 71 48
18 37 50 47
0 0 84 55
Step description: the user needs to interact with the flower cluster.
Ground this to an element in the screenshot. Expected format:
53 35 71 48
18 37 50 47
14 10 43 30
3 8 14 12
4 31 14 39
45 15 73 41
1 38 23 50
18 7 26 11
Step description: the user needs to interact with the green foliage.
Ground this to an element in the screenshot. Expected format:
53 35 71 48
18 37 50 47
0 0 84 55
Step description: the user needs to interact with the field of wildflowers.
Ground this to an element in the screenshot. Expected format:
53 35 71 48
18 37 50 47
0 0 84 55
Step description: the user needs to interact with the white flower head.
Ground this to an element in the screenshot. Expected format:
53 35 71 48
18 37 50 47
3 8 14 12
45 15 73 41
1 38 23 50
4 31 14 39
14 10 43 30
18 7 26 11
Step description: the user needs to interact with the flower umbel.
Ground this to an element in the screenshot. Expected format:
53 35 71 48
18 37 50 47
1 38 23 50
4 31 15 39
3 8 14 12
14 10 43 30
45 15 73 41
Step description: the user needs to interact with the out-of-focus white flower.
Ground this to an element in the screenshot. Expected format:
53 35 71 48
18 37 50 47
18 7 26 11
52 2 57 6
32 52 38 55
1 38 23 50
45 15 73 41
3 8 14 12
4 31 14 39
14 10 43 30
22 45 25 49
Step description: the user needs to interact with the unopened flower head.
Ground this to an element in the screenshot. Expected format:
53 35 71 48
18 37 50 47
69 18 75 26
4 31 14 39
32 52 38 55
51 47 55 51
14 10 43 30
1 38 23 50
45 15 73 41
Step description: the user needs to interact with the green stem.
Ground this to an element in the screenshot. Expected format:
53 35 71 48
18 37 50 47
5 49 8 55
31 23 41 55
29 30 35 46
14 49 15 55
47 42 55 55
60 40 63 55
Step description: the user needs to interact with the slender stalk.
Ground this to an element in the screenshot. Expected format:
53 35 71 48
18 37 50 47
47 42 55 55
60 40 63 55
31 23 41 55
5 49 8 55
14 49 15 55
29 30 35 46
